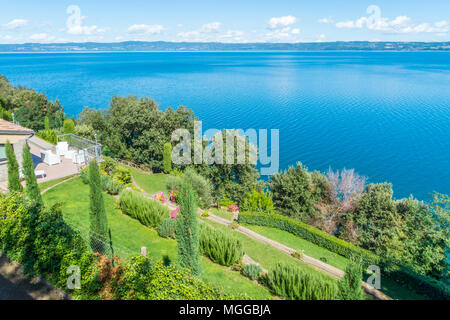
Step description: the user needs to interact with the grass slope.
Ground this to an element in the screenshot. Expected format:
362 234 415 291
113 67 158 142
42 177 272 299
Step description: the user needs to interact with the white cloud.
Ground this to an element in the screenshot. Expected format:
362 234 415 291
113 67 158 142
318 18 334 24
335 5 449 34
0 35 13 42
178 22 222 41
291 28 301 35
268 15 297 29
316 34 326 42
127 24 164 35
29 33 55 42
3 19 28 30
66 5 106 35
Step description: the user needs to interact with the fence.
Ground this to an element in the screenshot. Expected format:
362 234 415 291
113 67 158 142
57 133 103 163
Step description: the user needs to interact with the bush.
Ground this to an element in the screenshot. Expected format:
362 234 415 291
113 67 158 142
166 168 213 208
241 189 275 214
114 167 132 185
36 128 58 145
199 224 243 266
241 264 263 281
80 167 89 184
337 260 365 300
157 218 177 239
101 175 124 195
119 189 170 228
163 142 172 174
264 262 338 300
63 119 75 134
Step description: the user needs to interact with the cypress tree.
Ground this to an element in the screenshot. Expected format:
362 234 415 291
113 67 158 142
44 116 50 130
176 181 201 276
163 142 172 173
337 258 365 300
22 144 42 204
6 141 23 192
88 160 110 256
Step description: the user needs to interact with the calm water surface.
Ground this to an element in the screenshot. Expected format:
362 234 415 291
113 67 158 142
1 51 449 200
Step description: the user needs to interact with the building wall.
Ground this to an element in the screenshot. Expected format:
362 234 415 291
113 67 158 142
0 136 30 182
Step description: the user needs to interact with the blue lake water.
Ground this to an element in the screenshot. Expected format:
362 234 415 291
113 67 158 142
1 51 449 201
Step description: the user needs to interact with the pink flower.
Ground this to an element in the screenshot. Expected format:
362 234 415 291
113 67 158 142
169 190 179 202
153 192 166 204
228 204 239 213
170 207 180 219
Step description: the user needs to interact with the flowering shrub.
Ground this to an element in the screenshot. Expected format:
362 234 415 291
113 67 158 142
228 204 239 213
153 192 166 204
169 190 180 203
170 207 180 219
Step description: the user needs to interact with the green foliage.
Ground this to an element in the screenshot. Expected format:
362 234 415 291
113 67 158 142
88 160 110 256
5 141 22 192
199 223 243 266
110 256 236 300
36 128 58 145
0 106 12 121
241 264 262 281
264 262 338 300
176 181 201 276
347 183 400 256
80 167 89 184
166 168 213 208
337 259 365 300
44 116 50 130
101 175 124 195
241 189 275 213
291 250 304 260
119 189 170 228
163 142 172 173
63 118 75 134
22 144 42 205
157 218 177 239
268 162 317 222
114 167 132 185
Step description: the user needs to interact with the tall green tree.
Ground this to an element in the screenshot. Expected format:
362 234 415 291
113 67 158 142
44 116 50 130
63 119 75 134
176 181 201 276
5 141 22 192
22 144 42 205
337 259 365 300
88 160 110 256
163 142 172 173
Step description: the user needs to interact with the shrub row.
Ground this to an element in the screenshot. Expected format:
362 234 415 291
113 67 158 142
119 190 170 228
239 212 449 300
157 218 177 239
199 224 243 266
263 262 338 300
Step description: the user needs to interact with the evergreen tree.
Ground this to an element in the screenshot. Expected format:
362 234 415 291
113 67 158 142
5 141 23 192
88 160 110 256
163 142 172 173
337 258 365 300
63 119 75 134
176 181 201 276
44 116 50 130
22 144 42 204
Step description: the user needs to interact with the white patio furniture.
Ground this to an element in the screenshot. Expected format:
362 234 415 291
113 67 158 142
56 141 69 156
64 150 77 160
35 170 46 179
72 151 86 164
40 149 61 166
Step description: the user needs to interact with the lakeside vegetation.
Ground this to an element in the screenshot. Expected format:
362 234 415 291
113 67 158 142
0 74 448 300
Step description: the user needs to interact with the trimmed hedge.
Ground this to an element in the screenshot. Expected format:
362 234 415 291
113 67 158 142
239 212 449 300
239 212 379 266
199 224 243 266
119 189 170 228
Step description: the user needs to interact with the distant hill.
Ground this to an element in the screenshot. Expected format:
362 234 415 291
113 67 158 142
1 41 450 52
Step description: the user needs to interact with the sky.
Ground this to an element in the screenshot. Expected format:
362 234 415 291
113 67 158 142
0 0 449 44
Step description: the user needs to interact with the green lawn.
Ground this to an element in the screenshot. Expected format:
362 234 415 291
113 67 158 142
209 208 235 221
243 224 350 271
42 177 272 299
39 175 78 192
127 167 169 195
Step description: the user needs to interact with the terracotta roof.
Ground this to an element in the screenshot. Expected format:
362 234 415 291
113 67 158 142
0 119 34 135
